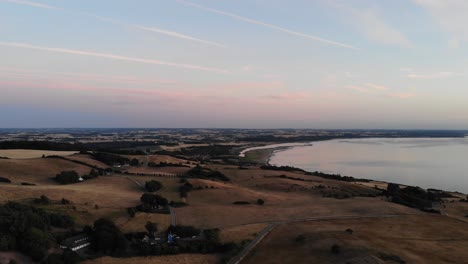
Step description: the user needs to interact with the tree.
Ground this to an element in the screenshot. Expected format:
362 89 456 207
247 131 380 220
145 222 158 237
130 158 140 166
257 199 265 205
145 180 162 192
92 218 128 254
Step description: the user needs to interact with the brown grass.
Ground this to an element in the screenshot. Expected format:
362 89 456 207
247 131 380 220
0 149 77 159
219 223 269 244
67 154 109 169
82 254 220 264
0 158 94 184
243 214 468 264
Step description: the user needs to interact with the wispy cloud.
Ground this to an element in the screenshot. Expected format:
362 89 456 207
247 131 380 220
2 0 60 10
407 71 459 79
176 0 358 50
364 83 388 91
3 0 225 48
91 15 226 48
0 42 228 73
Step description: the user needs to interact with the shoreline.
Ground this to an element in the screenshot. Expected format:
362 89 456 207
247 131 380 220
240 138 468 195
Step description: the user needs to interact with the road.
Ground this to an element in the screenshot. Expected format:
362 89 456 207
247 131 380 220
169 206 177 226
227 213 421 264
126 176 145 191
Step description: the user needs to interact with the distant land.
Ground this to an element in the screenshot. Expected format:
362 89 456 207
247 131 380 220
1 128 468 264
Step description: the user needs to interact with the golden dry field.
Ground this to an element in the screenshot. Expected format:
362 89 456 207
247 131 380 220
243 214 468 264
0 149 77 159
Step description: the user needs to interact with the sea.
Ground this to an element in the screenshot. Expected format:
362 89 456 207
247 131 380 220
266 138 468 193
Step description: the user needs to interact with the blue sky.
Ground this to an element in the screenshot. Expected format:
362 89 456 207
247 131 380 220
1 0 467 128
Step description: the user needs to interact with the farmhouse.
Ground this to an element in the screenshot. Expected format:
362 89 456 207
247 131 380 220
60 234 90 251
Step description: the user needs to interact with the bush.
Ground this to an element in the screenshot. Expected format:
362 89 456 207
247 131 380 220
331 244 341 254
295 234 306 244
257 199 265 205
61 198 71 205
21 182 35 186
145 180 163 192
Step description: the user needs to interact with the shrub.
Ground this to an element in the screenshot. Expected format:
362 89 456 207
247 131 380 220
127 207 136 218
257 199 265 205
61 198 71 205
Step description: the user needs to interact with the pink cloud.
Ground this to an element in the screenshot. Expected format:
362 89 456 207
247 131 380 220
364 83 388 91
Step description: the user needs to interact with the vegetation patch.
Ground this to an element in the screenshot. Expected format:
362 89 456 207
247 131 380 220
0 202 74 261
0 176 11 183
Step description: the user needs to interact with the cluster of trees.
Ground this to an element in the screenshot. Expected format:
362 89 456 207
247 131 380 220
145 180 163 192
55 169 100 184
0 202 74 261
89 218 128 255
134 193 169 213
385 183 443 211
185 165 229 181
55 171 80 184
90 152 130 166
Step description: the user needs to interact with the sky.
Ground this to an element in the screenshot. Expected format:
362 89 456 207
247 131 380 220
1 0 468 129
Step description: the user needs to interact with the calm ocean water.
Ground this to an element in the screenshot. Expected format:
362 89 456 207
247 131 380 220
268 138 468 193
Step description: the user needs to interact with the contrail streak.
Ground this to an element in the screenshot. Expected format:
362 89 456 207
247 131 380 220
92 15 226 48
0 42 228 73
2 0 225 48
2 0 60 9
176 0 358 50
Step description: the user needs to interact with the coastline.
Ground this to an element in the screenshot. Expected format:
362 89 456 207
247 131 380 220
240 138 468 195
